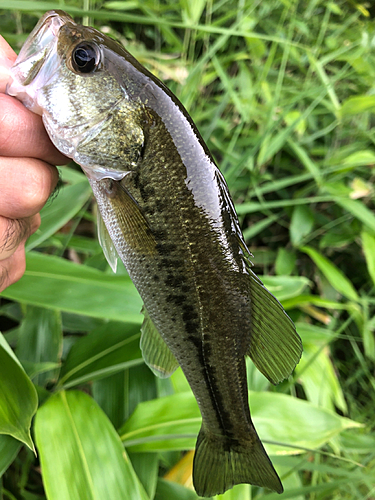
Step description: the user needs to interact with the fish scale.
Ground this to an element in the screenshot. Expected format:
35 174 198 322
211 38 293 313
7 10 303 497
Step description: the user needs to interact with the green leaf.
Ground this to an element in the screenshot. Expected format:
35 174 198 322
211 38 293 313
1 252 143 323
300 246 359 301
296 343 347 413
155 478 204 500
0 434 21 477
361 230 375 285
58 322 143 388
290 205 314 247
340 95 375 116
26 179 91 250
34 390 149 500
0 333 37 451
119 391 360 454
129 452 159 500
217 484 251 499
16 306 62 386
275 248 296 276
332 196 375 233
261 275 310 301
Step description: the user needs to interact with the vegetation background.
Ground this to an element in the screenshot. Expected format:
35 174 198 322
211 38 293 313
0 0 375 498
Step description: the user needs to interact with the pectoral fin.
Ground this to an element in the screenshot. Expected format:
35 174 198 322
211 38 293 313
97 209 119 273
140 306 179 378
248 269 302 384
102 178 157 256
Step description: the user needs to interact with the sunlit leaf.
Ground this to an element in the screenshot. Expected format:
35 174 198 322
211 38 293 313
361 230 375 286
0 334 37 451
119 392 360 454
34 390 149 500
1 252 143 323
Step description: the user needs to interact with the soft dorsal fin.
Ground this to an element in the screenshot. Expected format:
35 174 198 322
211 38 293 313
248 269 302 384
140 307 179 378
97 208 119 273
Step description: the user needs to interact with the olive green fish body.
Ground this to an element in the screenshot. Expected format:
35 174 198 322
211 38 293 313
7 11 303 497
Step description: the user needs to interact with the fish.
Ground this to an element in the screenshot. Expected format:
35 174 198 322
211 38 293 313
7 11 302 497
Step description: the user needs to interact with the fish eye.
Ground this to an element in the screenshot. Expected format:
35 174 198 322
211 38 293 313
72 42 100 74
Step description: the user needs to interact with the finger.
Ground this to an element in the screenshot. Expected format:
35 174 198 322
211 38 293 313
0 94 68 165
0 214 39 260
0 35 16 93
0 244 27 293
0 157 59 219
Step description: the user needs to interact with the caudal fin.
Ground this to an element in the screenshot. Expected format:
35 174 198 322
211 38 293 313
192 427 283 497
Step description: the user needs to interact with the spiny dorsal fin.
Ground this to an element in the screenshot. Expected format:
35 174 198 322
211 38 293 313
248 269 302 384
140 306 179 378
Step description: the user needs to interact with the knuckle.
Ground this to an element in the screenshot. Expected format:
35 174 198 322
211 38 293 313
20 162 55 213
0 95 22 154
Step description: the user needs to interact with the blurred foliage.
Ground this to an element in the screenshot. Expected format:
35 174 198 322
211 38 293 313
1 0 375 499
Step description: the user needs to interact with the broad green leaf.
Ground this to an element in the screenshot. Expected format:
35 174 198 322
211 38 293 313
290 205 314 247
361 230 375 285
0 334 37 451
22 361 61 380
155 478 204 500
0 434 21 477
217 484 251 499
34 391 149 500
16 306 62 386
26 180 91 250
129 452 159 500
275 248 296 276
93 371 129 429
295 322 347 413
296 344 347 413
300 246 358 301
340 95 375 115
58 322 143 388
119 392 360 454
1 252 143 323
92 364 157 428
261 275 310 301
295 323 338 344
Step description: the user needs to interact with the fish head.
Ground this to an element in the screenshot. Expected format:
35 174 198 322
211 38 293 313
7 11 146 180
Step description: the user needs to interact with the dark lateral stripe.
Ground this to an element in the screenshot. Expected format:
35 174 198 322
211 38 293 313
187 334 236 438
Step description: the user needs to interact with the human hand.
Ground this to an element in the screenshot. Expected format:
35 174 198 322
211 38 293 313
0 35 68 292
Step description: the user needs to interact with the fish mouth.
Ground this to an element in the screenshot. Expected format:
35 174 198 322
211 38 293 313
6 10 73 113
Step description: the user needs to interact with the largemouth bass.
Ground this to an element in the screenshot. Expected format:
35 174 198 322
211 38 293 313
7 11 302 497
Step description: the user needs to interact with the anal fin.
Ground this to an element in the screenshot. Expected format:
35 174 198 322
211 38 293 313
140 307 179 378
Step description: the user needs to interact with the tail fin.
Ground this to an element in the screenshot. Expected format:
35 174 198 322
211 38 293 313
192 427 283 497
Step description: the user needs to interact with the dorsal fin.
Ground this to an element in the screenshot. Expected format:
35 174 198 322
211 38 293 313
247 268 302 384
236 236 302 384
